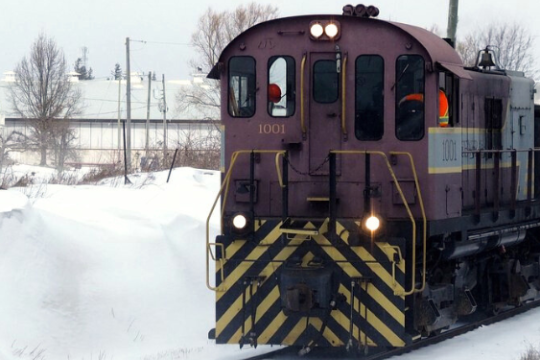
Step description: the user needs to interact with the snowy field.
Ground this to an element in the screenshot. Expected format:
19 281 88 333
0 165 540 359
0 165 274 360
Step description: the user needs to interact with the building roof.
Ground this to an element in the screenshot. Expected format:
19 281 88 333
0 72 218 120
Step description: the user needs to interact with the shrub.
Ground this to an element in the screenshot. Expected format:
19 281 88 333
521 346 540 360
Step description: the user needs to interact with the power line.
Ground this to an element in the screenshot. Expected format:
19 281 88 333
129 39 192 46
82 105 149 117
82 97 148 105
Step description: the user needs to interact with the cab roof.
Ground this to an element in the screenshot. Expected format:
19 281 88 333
208 15 469 79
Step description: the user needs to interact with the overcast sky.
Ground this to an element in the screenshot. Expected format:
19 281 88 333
1 0 539 80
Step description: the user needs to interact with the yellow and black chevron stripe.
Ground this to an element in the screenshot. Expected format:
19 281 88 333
214 218 409 348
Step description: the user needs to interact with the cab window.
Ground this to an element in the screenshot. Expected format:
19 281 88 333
229 57 256 117
355 55 384 140
395 55 425 140
313 60 339 103
438 71 457 127
268 56 295 117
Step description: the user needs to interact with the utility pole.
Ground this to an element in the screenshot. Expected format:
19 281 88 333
81 46 88 68
162 74 168 167
447 0 459 46
146 72 152 155
117 77 122 157
125 37 132 171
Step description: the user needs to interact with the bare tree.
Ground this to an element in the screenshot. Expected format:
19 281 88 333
49 119 78 173
176 3 279 119
171 123 221 170
191 8 227 75
191 3 279 74
0 129 25 183
8 33 82 167
176 80 221 120
456 22 538 79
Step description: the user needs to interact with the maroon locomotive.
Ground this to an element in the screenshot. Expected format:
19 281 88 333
205 4 540 353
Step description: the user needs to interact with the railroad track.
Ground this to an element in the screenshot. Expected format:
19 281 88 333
242 300 540 360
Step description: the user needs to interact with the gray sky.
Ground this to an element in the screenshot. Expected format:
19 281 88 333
2 0 539 80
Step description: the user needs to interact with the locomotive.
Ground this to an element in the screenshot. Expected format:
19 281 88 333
205 4 540 353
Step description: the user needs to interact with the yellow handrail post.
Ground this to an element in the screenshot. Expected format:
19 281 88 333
275 152 286 188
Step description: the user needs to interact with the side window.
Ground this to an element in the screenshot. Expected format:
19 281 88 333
485 98 503 153
438 72 457 127
313 60 338 103
229 57 256 117
395 55 425 140
268 56 295 117
355 55 384 141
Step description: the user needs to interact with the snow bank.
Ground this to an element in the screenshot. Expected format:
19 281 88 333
0 190 28 213
0 167 273 359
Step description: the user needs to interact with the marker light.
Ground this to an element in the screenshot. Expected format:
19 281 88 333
325 23 339 38
232 214 248 230
310 23 324 38
365 216 381 232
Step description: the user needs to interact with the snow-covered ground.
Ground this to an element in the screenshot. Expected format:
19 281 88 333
0 165 539 360
0 166 274 360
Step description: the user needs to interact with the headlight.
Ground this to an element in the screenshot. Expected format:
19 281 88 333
309 20 341 41
310 23 324 38
325 23 339 38
232 214 248 230
364 215 381 232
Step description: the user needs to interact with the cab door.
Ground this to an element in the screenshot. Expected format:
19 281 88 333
309 52 343 175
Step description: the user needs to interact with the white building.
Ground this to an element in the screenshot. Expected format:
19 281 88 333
0 71 220 169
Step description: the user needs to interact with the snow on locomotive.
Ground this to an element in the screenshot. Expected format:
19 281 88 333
205 4 540 353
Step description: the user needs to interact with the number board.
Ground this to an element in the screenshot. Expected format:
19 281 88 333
428 127 462 174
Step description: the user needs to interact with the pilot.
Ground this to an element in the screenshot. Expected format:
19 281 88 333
438 89 449 127
399 89 449 127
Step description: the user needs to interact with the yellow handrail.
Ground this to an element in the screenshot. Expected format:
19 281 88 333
300 54 307 136
206 149 425 294
206 150 287 291
205 157 236 291
390 151 427 294
380 244 404 288
331 150 426 296
341 54 348 137
275 152 287 189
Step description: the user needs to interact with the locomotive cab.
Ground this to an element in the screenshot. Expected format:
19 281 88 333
206 4 540 353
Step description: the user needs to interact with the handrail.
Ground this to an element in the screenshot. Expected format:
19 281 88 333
380 244 404 288
207 149 426 293
341 54 348 138
205 160 236 291
390 151 427 294
275 152 287 189
300 54 307 137
331 150 425 296
463 148 540 216
206 150 286 291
